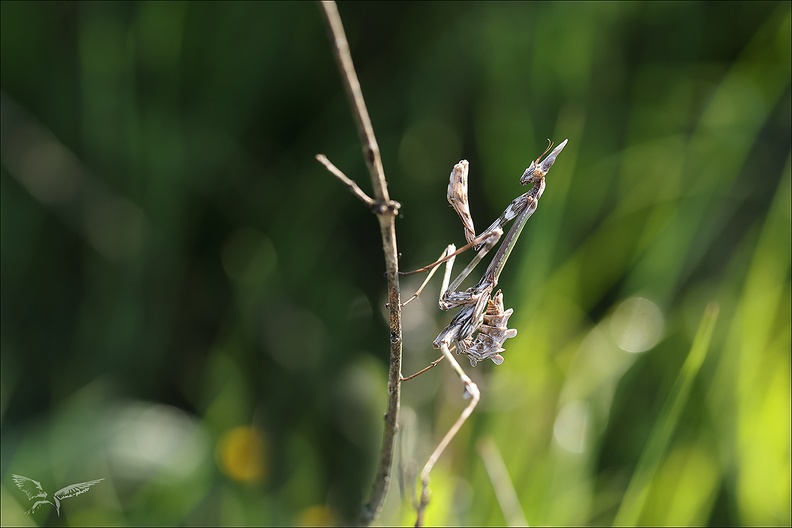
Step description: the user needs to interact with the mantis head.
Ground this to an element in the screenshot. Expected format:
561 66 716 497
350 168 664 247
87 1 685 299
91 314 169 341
520 138 569 186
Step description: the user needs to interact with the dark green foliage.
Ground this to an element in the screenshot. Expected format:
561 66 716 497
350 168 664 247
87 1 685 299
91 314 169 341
1 2 789 525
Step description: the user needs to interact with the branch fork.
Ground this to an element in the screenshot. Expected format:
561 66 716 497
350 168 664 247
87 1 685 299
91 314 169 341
316 2 402 525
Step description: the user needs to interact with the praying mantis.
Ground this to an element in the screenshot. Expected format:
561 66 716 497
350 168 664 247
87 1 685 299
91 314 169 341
403 139 568 524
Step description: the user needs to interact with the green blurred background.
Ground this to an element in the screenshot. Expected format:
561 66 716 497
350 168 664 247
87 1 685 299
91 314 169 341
1 1 789 526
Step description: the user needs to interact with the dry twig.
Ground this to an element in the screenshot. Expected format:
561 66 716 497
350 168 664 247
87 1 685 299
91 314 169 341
315 2 402 525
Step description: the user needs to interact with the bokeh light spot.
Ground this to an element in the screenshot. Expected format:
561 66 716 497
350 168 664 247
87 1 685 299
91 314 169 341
610 297 665 353
107 401 210 481
553 400 591 454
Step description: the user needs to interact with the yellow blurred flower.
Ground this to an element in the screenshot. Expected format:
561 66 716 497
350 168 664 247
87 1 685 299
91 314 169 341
216 426 268 483
296 505 336 526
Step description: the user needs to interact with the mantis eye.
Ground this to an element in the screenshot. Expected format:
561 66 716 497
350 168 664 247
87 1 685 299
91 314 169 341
520 161 538 185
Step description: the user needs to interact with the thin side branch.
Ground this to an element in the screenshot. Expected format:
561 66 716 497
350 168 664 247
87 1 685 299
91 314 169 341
316 2 403 526
400 355 445 382
319 1 389 200
315 154 375 207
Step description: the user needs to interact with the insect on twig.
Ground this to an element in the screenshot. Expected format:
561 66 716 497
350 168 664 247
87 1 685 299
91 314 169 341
402 139 568 525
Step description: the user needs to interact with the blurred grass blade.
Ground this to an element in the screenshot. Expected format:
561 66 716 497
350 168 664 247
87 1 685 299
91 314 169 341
478 437 529 527
732 159 791 524
614 303 720 526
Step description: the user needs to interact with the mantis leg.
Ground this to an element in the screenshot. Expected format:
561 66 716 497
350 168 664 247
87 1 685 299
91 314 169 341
414 342 480 527
401 244 456 308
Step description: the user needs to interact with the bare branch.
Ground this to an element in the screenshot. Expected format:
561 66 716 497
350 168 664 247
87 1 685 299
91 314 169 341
315 154 375 207
400 356 445 382
318 1 389 203
316 2 403 525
